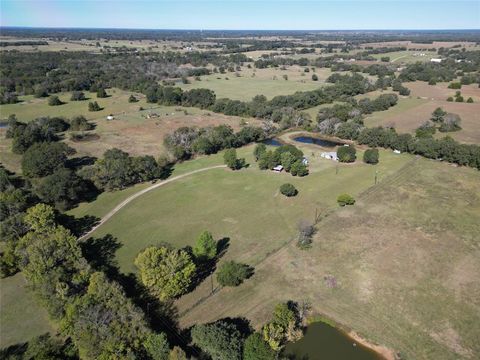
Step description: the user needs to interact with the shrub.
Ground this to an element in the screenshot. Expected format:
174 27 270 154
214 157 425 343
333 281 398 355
224 148 245 170
363 148 379 164
448 82 462 89
69 115 93 131
217 261 252 287
97 88 107 98
193 231 217 261
48 95 62 106
446 96 454 102
337 145 356 163
466 97 474 103
311 74 318 81
88 101 101 111
455 96 464 102
280 183 298 197
128 94 138 103
70 91 86 101
337 193 355 206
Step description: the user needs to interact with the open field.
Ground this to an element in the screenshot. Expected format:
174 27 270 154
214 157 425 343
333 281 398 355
0 88 157 122
82 143 411 273
363 82 480 144
0 273 55 348
362 41 479 50
370 50 438 63
0 88 257 173
177 157 480 360
179 66 331 101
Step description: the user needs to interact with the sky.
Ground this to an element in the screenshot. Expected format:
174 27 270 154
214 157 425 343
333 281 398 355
1 0 479 30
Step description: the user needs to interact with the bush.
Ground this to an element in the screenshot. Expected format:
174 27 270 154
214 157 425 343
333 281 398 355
128 94 138 103
217 261 252 287
88 101 101 111
48 95 62 106
363 148 379 164
224 148 245 170
97 88 108 98
70 91 86 101
280 183 298 197
337 145 356 163
337 193 355 206
290 160 308 176
455 96 464 102
69 115 93 131
466 97 474 103
446 96 454 102
448 82 462 89
311 74 318 81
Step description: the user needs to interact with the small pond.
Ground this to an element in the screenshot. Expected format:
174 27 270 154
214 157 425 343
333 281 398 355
0 122 9 129
262 138 282 146
283 322 384 360
293 136 343 148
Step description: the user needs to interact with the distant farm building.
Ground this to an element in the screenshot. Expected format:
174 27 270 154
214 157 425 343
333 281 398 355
393 149 401 154
106 115 114 121
273 165 284 172
430 58 442 63
320 152 338 161
302 157 309 165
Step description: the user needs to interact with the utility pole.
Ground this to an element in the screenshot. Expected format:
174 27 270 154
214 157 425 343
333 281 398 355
375 170 378 185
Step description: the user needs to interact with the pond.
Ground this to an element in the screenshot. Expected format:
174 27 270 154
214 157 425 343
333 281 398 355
262 138 282 146
283 322 384 360
293 136 343 148
0 122 9 129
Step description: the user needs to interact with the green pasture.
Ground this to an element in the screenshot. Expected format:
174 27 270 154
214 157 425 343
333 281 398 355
0 273 54 348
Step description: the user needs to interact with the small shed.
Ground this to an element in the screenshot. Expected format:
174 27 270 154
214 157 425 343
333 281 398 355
393 149 401 154
273 165 284 172
302 157 309 165
106 115 114 121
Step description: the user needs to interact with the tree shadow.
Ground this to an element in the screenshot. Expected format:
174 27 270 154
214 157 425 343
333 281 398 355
220 316 253 337
0 342 28 358
80 234 122 274
159 162 174 180
57 213 100 237
66 155 97 170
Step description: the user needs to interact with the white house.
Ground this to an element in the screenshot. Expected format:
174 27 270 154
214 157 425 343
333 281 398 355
430 58 442 63
106 115 114 121
273 165 284 172
393 149 401 154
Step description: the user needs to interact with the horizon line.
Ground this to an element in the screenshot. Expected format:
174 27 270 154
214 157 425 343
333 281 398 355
1 26 480 32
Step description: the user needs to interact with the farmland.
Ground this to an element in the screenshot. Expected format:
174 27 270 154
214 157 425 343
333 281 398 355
1 23 480 360
363 82 480 144
178 66 331 101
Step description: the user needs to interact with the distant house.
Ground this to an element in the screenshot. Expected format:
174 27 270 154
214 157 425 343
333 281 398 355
393 149 401 154
106 115 114 121
302 157 309 166
430 58 442 63
273 165 284 172
320 152 338 161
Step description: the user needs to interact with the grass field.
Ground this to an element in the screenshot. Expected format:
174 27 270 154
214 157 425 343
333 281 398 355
0 88 257 173
363 82 480 144
0 273 55 348
178 66 331 101
370 50 438 63
177 157 480 360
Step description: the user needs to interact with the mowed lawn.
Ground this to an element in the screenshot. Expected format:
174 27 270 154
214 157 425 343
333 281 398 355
0 273 54 348
178 157 480 360
84 144 411 275
178 67 331 101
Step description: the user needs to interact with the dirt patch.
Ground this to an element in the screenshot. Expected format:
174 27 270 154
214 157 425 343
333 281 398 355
349 331 397 360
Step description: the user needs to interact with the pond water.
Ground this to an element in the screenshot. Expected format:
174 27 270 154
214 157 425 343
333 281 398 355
283 322 383 360
262 138 282 146
0 122 8 129
293 136 343 148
